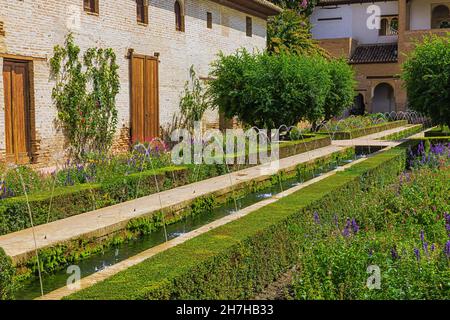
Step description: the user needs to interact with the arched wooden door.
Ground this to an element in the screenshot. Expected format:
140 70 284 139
130 53 159 144
2 60 31 164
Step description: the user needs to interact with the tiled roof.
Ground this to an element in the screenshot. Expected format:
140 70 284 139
349 43 398 64
318 0 396 5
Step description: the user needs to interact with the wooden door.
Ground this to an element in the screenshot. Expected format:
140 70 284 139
130 54 159 144
2 60 31 164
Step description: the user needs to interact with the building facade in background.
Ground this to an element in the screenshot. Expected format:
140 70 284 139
0 0 280 166
311 0 449 114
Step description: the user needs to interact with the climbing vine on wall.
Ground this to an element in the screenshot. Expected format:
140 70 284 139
50 34 120 160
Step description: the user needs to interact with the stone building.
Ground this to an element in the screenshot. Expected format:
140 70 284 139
310 0 449 114
0 0 281 166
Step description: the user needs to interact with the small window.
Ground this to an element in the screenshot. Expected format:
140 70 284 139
207 12 213 29
175 1 185 32
246 16 252 37
137 0 149 25
83 0 99 14
379 18 389 36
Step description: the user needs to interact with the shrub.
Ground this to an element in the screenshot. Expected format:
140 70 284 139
323 59 356 121
402 34 450 129
0 248 15 300
208 50 331 128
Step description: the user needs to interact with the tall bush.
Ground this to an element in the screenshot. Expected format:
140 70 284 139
50 34 120 160
208 50 357 129
323 58 356 121
402 34 450 128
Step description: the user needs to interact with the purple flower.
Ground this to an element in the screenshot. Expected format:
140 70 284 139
351 219 360 234
423 242 429 255
313 211 320 224
414 248 420 261
333 214 339 228
391 247 399 260
445 241 450 258
420 230 425 242
342 219 351 237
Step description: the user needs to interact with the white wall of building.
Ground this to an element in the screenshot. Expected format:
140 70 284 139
409 0 450 30
311 2 398 44
0 0 267 162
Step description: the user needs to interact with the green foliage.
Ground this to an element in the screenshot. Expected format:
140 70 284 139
208 50 332 128
402 34 450 128
179 66 211 131
0 167 187 236
50 33 120 160
267 9 328 57
323 59 356 121
293 167 450 300
0 247 16 300
67 147 407 300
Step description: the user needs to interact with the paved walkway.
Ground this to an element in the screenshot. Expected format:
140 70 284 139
0 144 346 264
331 125 419 147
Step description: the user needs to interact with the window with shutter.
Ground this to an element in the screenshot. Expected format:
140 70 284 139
137 0 149 25
84 0 99 15
175 1 185 32
246 17 252 37
207 12 212 29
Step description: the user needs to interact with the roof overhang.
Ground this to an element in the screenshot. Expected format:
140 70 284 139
210 0 282 19
318 0 397 6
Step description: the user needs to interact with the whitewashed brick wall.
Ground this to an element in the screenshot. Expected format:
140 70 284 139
0 0 268 165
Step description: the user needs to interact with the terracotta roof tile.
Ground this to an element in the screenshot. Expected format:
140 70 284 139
349 43 398 64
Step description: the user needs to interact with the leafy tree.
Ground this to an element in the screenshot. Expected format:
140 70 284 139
208 50 331 129
402 34 450 129
323 59 356 121
268 9 328 57
50 34 120 160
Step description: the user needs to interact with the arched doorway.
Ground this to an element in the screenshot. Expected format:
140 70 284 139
372 83 395 113
431 5 450 29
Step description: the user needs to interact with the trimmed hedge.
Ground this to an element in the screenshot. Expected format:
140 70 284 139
424 126 450 137
323 120 408 140
0 247 15 300
376 124 423 141
67 147 407 300
0 167 188 236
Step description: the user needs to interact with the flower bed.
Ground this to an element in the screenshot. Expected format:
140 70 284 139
320 120 408 140
66 147 408 300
